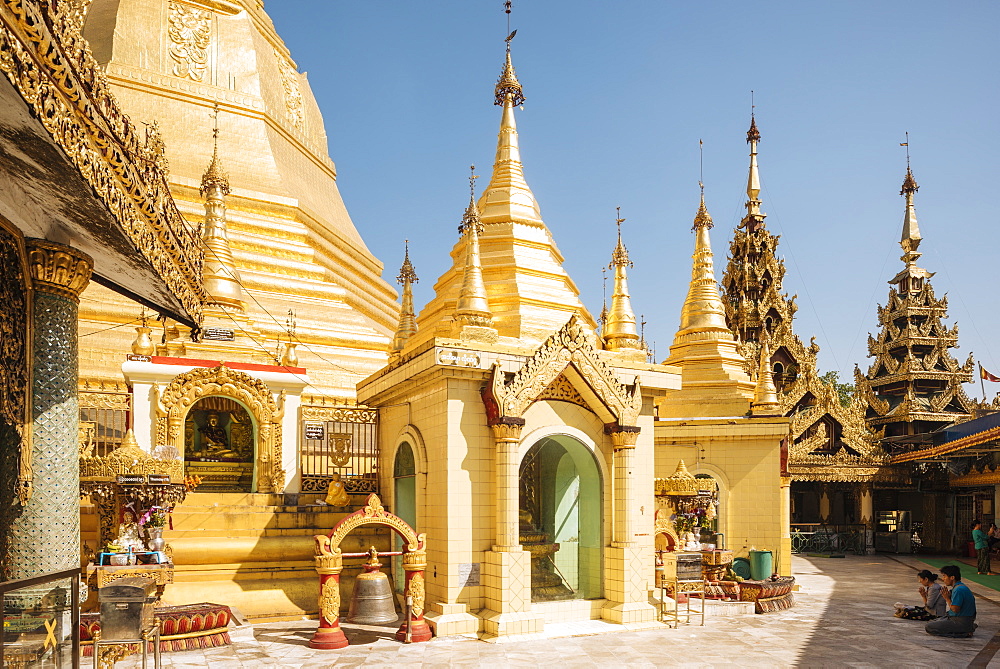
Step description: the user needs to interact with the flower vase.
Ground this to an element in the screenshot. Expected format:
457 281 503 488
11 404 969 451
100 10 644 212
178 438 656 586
147 527 165 552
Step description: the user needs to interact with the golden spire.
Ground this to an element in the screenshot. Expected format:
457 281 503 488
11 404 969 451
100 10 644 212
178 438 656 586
660 183 754 418
477 33 542 226
603 207 641 351
200 104 245 311
392 240 419 352
899 134 922 265
454 167 494 330
742 111 767 231
752 338 781 415
676 189 731 336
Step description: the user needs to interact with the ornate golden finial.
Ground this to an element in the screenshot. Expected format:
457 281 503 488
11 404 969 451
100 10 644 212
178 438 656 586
752 337 781 415
898 134 922 263
199 102 244 311
454 167 494 332
610 207 631 267
747 91 761 144
495 30 525 107
459 166 482 234
604 207 641 352
392 240 419 352
742 110 766 230
693 191 714 230
201 103 230 196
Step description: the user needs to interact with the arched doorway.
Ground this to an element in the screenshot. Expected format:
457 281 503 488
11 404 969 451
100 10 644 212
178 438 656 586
184 395 256 491
519 435 602 601
392 442 416 592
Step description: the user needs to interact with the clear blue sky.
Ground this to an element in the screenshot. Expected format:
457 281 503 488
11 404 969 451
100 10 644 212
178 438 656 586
268 1 999 397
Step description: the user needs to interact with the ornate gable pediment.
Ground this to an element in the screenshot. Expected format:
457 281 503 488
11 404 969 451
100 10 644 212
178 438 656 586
482 315 642 428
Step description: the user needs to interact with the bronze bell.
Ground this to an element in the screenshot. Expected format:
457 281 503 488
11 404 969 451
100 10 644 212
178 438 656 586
347 547 398 624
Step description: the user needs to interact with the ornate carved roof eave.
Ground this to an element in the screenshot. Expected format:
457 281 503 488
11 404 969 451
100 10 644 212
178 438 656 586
482 315 643 429
950 466 1000 488
789 465 909 484
891 426 1000 464
0 0 205 325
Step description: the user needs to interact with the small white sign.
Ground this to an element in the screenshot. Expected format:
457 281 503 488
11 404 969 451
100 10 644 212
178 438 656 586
437 349 481 367
457 562 481 587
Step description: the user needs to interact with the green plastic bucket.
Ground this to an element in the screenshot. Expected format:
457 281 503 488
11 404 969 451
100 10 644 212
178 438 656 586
749 549 773 580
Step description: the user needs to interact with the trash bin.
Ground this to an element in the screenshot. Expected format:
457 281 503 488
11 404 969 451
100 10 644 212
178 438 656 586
98 577 156 641
749 550 773 580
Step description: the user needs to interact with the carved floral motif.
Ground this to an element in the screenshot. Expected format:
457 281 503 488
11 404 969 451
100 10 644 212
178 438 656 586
168 1 211 82
319 577 339 623
274 49 304 129
0 224 30 504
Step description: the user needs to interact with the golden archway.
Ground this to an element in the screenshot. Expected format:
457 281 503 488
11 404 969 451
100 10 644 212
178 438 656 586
310 494 430 649
153 364 286 492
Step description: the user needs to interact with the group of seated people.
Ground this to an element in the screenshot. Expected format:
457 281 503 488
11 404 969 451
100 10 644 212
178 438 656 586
895 565 977 638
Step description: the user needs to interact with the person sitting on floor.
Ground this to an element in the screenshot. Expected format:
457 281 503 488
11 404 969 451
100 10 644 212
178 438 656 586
925 565 977 638
918 570 947 618
894 570 946 620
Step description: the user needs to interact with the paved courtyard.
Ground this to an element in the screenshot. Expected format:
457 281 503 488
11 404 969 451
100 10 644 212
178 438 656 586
113 554 1000 667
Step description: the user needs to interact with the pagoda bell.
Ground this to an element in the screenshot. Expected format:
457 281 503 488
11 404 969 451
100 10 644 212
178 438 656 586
346 547 398 624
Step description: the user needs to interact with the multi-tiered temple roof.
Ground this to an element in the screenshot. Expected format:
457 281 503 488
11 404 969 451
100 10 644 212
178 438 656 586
855 167 975 442
720 117 887 482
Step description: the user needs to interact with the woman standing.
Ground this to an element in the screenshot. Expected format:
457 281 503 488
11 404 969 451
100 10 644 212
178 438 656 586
972 520 990 575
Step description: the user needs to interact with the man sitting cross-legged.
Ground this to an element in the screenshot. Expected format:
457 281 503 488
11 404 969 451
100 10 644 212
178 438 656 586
925 565 977 638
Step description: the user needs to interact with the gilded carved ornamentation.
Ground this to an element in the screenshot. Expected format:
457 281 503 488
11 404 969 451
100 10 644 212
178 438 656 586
720 120 883 482
407 572 425 618
535 373 589 410
483 315 643 427
301 405 376 423
78 391 131 411
26 240 92 301
319 577 339 622
168 1 211 82
154 365 285 492
274 49 304 129
0 0 205 323
321 493 424 555
79 440 183 481
0 223 31 505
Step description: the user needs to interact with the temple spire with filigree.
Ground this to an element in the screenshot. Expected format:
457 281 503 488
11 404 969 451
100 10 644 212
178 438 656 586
200 105 245 312
856 160 974 439
659 186 754 417
392 240 419 352
452 167 496 340
603 208 641 352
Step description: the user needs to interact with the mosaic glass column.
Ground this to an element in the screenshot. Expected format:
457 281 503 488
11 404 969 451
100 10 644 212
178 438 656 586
7 240 92 579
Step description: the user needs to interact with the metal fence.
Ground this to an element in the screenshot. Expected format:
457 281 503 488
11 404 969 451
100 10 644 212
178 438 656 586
300 406 378 495
790 523 868 554
79 391 131 458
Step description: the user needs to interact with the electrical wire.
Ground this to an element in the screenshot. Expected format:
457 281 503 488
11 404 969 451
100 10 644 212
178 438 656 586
81 317 142 337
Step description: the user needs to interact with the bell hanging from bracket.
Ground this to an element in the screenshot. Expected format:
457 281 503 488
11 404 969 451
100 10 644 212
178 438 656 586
347 546 398 624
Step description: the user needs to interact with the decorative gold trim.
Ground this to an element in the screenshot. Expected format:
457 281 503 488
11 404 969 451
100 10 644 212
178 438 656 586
483 315 642 426
300 405 376 423
154 365 285 492
318 577 339 622
0 0 205 323
25 239 92 302
0 218 32 504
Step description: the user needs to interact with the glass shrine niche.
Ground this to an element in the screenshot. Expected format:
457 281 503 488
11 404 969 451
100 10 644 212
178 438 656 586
184 396 255 492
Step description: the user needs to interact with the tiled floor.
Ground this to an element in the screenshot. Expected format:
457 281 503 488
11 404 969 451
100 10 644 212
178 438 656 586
111 554 1000 667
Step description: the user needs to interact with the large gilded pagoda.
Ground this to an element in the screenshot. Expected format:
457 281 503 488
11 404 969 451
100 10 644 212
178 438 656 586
855 165 975 439
719 116 889 529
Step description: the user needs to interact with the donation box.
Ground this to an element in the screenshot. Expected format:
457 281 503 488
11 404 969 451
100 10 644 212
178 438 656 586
98 577 157 640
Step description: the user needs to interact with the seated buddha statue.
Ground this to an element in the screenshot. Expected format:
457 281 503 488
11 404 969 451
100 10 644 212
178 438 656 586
198 413 238 458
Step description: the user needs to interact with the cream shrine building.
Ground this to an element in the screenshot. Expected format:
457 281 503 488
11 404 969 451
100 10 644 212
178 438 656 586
70 0 792 640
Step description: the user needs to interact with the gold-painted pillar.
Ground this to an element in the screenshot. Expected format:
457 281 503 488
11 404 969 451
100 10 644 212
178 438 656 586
602 424 656 625
859 483 875 555
491 421 524 551
819 484 832 525
7 240 91 580
395 549 432 643
309 549 346 649
481 418 543 637
610 427 640 547
779 476 793 575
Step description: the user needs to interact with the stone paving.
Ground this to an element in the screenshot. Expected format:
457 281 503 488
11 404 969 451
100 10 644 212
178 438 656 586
112 554 1000 667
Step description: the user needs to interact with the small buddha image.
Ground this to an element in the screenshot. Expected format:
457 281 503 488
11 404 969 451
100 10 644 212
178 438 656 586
324 472 350 507
199 412 238 459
